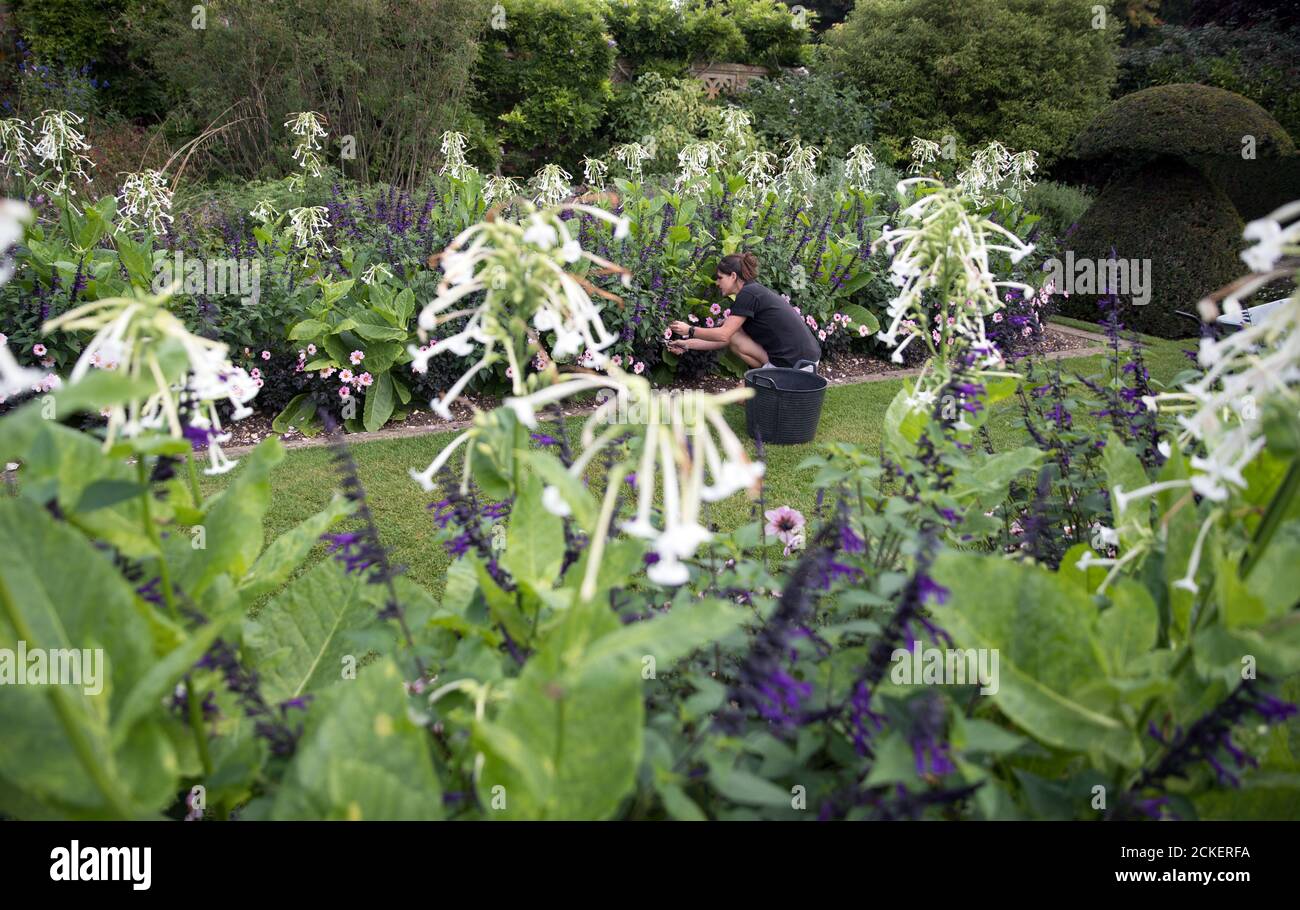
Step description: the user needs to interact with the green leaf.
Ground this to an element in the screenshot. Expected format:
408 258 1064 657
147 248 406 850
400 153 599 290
362 372 396 432
272 657 443 820
74 479 148 514
1098 580 1157 675
931 551 1143 767
271 393 321 435
474 598 642 820
839 303 879 335
288 319 329 341
708 766 794 807
239 494 353 601
243 560 379 704
500 470 565 591
1103 431 1150 547
349 310 409 342
524 450 597 530
583 599 747 672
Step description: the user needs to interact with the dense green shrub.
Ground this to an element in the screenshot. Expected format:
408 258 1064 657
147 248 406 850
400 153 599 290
474 0 616 173
723 0 811 68
820 0 1119 164
739 72 876 159
1020 180 1094 246
1116 24 1300 145
683 2 749 62
603 0 690 69
143 0 490 186
1059 158 1244 338
1074 83 1296 164
1199 156 1300 222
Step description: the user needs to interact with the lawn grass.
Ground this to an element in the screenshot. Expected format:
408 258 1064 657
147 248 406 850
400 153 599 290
202 325 1193 597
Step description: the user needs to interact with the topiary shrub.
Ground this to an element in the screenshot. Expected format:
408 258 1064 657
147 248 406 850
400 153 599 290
1057 158 1244 337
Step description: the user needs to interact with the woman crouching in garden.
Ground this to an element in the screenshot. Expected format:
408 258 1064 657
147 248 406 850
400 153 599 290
667 252 822 372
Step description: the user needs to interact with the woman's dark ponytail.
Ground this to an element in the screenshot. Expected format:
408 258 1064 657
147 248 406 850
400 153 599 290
718 251 759 282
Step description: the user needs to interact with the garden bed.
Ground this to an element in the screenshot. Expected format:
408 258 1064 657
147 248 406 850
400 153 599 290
222 322 1107 453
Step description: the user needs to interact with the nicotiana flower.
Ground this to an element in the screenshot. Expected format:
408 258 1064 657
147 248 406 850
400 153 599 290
117 169 174 234
531 163 573 208
284 205 333 266
581 156 608 188
408 201 628 420
908 137 941 174
439 130 477 181
30 109 94 196
0 118 31 178
360 262 393 285
1239 198 1300 274
778 138 820 205
611 141 653 182
44 286 258 469
675 140 726 195
284 111 327 187
873 179 1035 368
845 144 877 193
737 149 777 202
249 198 278 223
482 174 523 208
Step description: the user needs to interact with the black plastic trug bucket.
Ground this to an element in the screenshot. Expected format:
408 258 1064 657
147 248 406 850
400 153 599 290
744 367 828 445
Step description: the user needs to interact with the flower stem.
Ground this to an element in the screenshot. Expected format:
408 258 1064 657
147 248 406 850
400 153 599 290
137 459 179 620
1242 458 1300 580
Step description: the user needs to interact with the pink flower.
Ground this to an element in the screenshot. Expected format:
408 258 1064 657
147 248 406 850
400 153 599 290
780 294 791 305
506 366 515 379
764 506 806 547
633 361 645 374
932 329 941 344
307 343 317 355
254 377 264 388
947 316 956 326
833 313 843 323
818 330 826 341
663 328 672 340
0 333 8 345
298 349 306 360
32 344 46 356
339 369 354 383
793 306 801 315
339 386 350 398
40 358 53 368
350 350 364 365
706 317 715 328
1022 326 1032 337
710 302 721 315
723 308 730 318
688 314 699 323
992 312 1003 322
612 354 622 366
358 372 373 387
858 324 869 337
321 366 336 379
261 350 271 360
251 367 262 379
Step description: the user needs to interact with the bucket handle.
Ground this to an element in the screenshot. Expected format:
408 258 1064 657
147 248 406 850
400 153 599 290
750 373 778 390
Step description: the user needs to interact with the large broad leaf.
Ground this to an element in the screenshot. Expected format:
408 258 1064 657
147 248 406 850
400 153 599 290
175 438 284 597
961 446 1043 509
272 657 442 820
271 393 321 435
243 559 379 704
238 494 353 602
500 470 565 592
362 372 396 432
350 310 408 342
0 498 175 817
839 303 879 335
1157 442 1197 636
1103 431 1151 548
1098 580 1157 676
930 551 1143 767
583 599 748 672
473 597 643 820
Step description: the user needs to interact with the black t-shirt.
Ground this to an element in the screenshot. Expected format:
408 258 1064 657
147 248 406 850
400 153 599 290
729 281 821 368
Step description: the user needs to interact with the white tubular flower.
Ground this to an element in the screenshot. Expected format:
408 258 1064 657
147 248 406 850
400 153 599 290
908 137 941 174
874 179 1034 366
360 262 393 285
249 198 278 223
1002 150 1038 202
410 201 627 419
718 106 752 142
611 142 653 182
676 140 726 195
581 156 608 188
284 111 328 182
284 205 333 266
845 144 877 193
439 130 476 181
483 175 523 208
117 169 174 234
1240 199 1300 274
44 287 258 465
30 109 94 196
0 118 32 179
531 163 573 208
738 149 777 202
778 138 820 205
957 140 1011 205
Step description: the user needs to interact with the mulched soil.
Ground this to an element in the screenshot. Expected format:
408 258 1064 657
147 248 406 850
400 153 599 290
221 324 1107 453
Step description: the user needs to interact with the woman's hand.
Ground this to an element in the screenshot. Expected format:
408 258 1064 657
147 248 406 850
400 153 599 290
665 340 688 355
668 320 690 337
